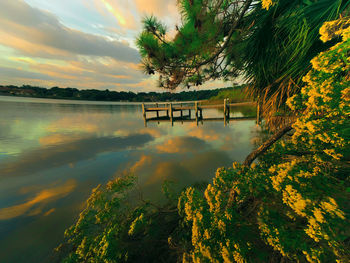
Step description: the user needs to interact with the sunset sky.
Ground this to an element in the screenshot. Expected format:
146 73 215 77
0 0 227 92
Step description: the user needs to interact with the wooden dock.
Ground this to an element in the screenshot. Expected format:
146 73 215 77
141 99 260 126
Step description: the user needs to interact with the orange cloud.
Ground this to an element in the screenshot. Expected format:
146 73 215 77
0 180 76 220
125 78 161 92
0 30 70 59
134 0 179 19
145 162 177 185
139 128 162 138
43 208 56 216
188 128 219 141
156 136 207 153
46 116 102 133
39 134 81 146
130 155 152 173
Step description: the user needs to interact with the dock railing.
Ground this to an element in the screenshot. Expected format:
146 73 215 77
142 99 260 126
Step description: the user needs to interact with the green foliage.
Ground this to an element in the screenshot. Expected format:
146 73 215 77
243 0 350 117
177 18 350 262
136 0 349 119
55 174 190 263
209 86 250 103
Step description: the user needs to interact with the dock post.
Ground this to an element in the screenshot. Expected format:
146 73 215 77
224 99 227 126
156 103 159 118
180 103 183 118
195 101 198 126
227 99 230 123
200 109 203 125
142 103 145 117
169 103 173 126
142 103 147 127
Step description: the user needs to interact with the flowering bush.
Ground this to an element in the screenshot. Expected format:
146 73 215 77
179 17 350 262
56 174 188 263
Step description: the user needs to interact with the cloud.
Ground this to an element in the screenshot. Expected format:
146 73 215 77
0 65 53 81
0 179 76 220
188 128 220 141
4 54 147 90
156 136 208 153
0 134 154 177
0 0 140 63
0 0 226 91
38 134 83 146
134 0 180 21
130 154 153 173
97 0 137 30
145 161 189 185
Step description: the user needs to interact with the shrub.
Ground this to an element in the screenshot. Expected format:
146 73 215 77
178 18 350 262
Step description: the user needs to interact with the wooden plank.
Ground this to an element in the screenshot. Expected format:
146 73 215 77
146 116 256 123
146 107 169 111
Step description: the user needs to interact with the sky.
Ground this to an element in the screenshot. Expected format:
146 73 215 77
0 0 227 92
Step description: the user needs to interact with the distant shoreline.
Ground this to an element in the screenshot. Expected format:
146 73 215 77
0 94 203 105
0 85 243 103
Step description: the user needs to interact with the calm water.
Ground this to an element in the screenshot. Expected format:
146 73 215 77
0 95 260 262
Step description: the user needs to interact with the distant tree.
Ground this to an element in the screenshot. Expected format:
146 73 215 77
0 84 236 102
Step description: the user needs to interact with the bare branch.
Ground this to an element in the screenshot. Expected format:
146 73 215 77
243 124 293 167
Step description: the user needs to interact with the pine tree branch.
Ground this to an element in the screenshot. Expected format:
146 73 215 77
187 0 253 68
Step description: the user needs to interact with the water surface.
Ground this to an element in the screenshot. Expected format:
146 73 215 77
0 95 260 262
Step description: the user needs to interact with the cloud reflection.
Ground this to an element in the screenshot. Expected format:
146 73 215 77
1 134 154 177
156 136 208 153
0 179 76 220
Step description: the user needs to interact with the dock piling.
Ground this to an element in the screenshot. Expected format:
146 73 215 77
227 99 230 123
224 99 227 126
142 103 147 127
169 103 173 126
195 101 198 126
180 103 183 118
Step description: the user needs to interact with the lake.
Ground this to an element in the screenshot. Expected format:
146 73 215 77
0 95 261 262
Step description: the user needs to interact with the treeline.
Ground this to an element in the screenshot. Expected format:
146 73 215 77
0 85 244 102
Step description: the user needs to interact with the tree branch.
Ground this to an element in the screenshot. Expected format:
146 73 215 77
243 124 293 167
186 0 253 68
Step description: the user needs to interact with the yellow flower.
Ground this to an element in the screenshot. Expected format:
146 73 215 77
262 0 274 10
313 208 325 223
